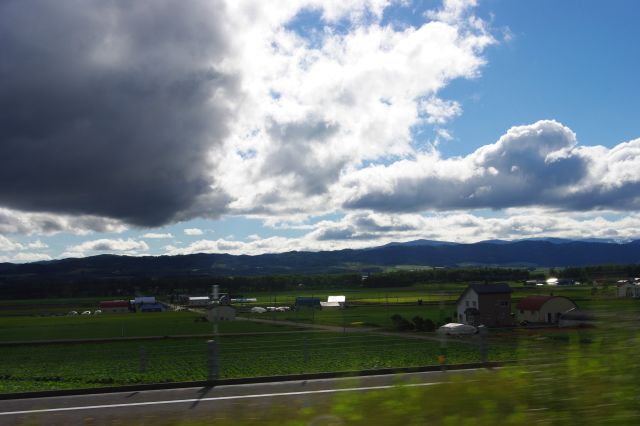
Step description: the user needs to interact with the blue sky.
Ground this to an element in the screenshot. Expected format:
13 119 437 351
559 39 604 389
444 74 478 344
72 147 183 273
1 0 640 262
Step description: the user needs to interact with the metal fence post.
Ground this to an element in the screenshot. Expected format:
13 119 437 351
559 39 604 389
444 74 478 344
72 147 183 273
139 345 147 374
208 340 219 381
478 325 488 365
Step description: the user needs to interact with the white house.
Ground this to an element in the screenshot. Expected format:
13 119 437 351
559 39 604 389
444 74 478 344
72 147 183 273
516 295 578 324
617 281 640 298
456 283 512 327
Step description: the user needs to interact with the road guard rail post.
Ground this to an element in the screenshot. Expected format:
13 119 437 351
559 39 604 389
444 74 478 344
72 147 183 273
207 340 219 381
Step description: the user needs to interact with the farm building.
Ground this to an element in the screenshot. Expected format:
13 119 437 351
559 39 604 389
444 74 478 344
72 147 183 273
516 295 578 325
320 295 346 308
456 283 512 327
207 305 236 321
617 281 640 298
133 296 156 305
186 296 211 307
98 300 131 314
139 303 166 313
295 297 321 309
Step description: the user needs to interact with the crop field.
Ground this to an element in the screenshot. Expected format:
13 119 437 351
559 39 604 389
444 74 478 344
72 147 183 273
0 331 518 393
0 311 302 342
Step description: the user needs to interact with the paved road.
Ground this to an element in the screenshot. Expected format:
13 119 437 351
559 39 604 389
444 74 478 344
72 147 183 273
0 369 485 425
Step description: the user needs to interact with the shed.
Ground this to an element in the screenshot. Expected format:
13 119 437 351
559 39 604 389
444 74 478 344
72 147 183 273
98 300 131 314
516 295 578 325
321 295 346 308
187 296 211 307
456 283 512 327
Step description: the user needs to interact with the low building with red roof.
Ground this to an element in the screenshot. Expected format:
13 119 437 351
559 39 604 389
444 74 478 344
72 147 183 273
516 295 577 325
98 300 131 314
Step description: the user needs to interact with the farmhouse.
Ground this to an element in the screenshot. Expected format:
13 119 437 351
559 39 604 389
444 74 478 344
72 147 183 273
98 300 131 314
617 281 640 298
516 295 578 325
456 283 512 327
207 305 236 321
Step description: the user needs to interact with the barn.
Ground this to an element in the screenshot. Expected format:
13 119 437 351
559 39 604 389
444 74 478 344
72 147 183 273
517 295 578 325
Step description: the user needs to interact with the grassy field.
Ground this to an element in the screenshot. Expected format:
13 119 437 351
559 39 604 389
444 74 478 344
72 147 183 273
0 311 301 342
0 283 634 395
245 304 456 328
0 331 517 393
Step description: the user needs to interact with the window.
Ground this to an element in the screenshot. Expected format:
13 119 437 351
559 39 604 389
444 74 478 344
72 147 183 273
520 310 524 314
466 301 469 307
472 301 477 307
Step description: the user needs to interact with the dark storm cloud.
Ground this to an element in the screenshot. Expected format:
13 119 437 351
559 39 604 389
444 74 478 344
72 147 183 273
0 0 236 226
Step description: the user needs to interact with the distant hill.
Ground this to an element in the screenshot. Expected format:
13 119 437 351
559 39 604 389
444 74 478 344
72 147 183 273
1 239 640 281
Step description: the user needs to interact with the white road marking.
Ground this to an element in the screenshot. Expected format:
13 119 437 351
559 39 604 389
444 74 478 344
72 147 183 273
0 382 442 416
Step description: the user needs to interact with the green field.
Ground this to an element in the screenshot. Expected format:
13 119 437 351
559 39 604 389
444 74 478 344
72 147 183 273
0 332 517 393
0 311 302 342
0 283 634 394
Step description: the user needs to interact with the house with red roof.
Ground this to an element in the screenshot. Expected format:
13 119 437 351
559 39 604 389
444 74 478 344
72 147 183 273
516 295 577 325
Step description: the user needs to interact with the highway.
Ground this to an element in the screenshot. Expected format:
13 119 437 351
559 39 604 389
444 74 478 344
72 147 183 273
0 369 485 425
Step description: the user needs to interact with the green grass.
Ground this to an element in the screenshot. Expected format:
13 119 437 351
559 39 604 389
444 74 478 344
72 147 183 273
244 304 456 328
0 311 302 342
0 332 517 393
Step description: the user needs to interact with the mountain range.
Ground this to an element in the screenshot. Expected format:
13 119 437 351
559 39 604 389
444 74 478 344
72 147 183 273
1 238 640 279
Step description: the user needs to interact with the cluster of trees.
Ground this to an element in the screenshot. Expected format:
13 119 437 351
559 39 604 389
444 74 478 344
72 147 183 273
363 268 534 288
390 314 452 332
558 264 640 282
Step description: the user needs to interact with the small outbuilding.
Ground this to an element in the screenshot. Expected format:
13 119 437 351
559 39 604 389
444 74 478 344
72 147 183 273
320 295 346 308
456 283 512 327
516 295 578 325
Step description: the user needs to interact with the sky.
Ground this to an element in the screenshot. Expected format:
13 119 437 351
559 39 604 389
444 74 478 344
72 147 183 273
1 0 640 262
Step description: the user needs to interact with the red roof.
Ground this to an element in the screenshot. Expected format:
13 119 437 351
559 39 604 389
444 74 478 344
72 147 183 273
516 295 554 311
99 300 129 308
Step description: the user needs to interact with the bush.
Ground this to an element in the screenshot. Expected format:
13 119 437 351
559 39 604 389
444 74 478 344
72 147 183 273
390 314 414 331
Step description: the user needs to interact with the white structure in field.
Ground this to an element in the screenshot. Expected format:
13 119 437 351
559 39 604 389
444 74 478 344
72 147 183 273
320 295 346 308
